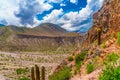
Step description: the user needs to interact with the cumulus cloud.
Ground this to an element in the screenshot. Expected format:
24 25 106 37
0 0 104 32
60 3 66 7
15 0 52 26
62 0 104 32
43 9 63 23
38 0 104 32
0 0 53 26
70 0 78 4
34 8 63 26
48 0 63 3
0 0 20 25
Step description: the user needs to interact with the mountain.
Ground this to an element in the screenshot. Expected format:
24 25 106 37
84 0 120 47
0 23 82 52
49 0 120 80
0 24 5 27
34 23 67 36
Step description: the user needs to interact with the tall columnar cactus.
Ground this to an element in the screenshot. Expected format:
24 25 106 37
97 28 101 45
31 67 35 80
30 65 45 80
35 64 40 80
41 66 45 80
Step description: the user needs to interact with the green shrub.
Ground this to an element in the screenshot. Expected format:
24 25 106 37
99 65 120 80
103 53 119 65
86 63 94 74
107 53 119 63
75 61 83 73
75 50 87 64
117 32 120 45
75 50 87 73
68 56 73 61
49 65 71 80
101 43 106 49
16 68 29 75
19 77 30 80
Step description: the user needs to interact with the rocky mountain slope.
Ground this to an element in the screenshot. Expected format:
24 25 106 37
84 0 120 47
0 23 82 53
49 0 120 80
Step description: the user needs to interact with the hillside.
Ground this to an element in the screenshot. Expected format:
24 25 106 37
0 23 82 53
0 24 5 27
84 0 120 47
49 0 120 80
34 23 67 36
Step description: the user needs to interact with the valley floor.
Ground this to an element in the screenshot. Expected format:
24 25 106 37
0 51 69 80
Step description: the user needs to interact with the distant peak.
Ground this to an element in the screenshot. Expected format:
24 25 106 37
0 24 5 27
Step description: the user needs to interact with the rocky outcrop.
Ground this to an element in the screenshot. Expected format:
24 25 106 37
84 0 120 47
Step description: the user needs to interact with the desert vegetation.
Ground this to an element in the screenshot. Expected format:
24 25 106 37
99 53 120 80
86 63 94 74
75 50 87 73
49 65 71 80
117 32 120 45
0 52 68 80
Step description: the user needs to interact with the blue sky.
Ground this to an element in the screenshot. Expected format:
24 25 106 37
0 0 104 32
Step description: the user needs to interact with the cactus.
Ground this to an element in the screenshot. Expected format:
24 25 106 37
41 66 45 80
30 65 45 80
97 28 101 45
31 67 35 80
35 64 40 80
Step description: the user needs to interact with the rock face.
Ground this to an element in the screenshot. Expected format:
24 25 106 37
0 23 82 52
84 0 120 47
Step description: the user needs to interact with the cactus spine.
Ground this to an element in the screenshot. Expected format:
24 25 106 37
41 66 45 80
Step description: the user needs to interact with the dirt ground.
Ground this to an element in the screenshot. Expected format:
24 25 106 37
0 51 68 80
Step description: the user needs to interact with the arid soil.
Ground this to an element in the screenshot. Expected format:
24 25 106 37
0 51 69 80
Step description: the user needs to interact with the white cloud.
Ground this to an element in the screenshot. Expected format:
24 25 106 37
70 0 78 4
61 23 79 31
0 0 20 25
60 3 66 7
37 0 53 13
41 9 63 23
0 0 53 26
44 0 103 32
57 7 92 31
0 0 104 32
49 0 63 3
33 8 64 27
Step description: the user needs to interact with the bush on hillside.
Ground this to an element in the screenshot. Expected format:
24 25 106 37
101 43 106 49
99 65 120 80
49 65 71 80
75 50 87 73
68 56 73 61
107 53 119 63
86 63 94 74
75 50 87 64
16 68 29 75
19 77 30 80
117 32 120 45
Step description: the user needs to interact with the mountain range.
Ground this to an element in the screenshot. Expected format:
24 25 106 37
0 23 82 53
0 24 5 27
